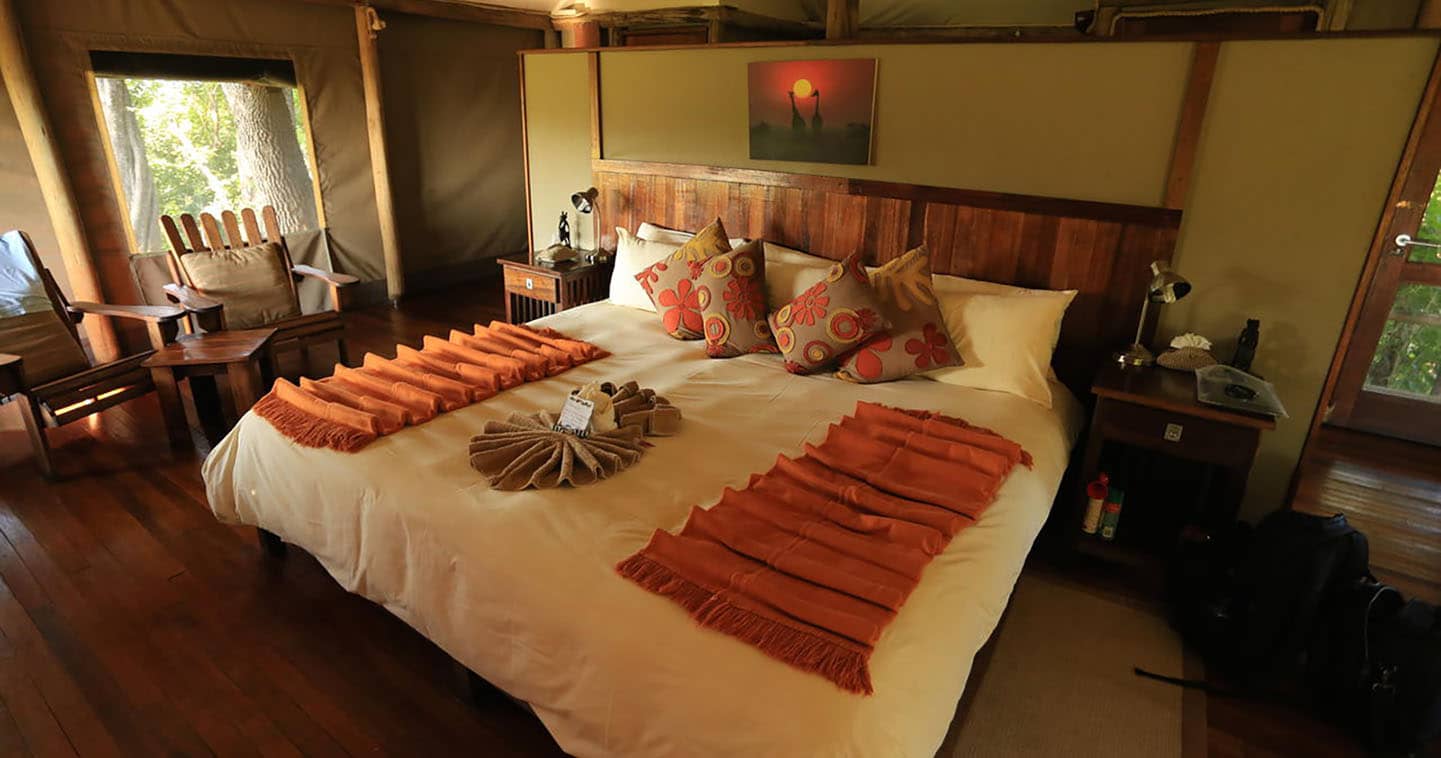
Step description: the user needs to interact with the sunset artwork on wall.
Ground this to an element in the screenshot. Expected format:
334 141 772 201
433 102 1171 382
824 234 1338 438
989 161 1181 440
747 58 877 166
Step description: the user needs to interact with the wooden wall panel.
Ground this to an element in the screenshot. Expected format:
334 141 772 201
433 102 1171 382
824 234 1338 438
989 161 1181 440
594 159 1182 391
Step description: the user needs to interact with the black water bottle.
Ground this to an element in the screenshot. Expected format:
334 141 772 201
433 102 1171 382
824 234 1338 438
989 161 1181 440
1231 319 1260 373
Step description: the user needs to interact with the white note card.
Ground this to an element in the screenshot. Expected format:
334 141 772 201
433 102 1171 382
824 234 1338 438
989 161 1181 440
557 395 595 435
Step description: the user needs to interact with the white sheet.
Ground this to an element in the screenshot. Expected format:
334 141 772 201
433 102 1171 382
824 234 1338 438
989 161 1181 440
203 302 1083 758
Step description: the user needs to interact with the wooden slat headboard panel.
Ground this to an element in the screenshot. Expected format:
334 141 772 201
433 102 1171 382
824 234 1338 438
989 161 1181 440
593 159 1182 392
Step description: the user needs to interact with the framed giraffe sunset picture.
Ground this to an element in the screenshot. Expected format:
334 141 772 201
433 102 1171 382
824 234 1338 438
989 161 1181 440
747 58 877 165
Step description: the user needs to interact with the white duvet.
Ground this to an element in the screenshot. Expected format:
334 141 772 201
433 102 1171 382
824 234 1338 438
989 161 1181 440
204 302 1082 758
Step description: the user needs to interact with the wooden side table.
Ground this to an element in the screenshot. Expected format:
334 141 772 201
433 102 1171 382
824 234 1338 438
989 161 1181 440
498 255 612 324
143 328 276 447
1074 363 1277 553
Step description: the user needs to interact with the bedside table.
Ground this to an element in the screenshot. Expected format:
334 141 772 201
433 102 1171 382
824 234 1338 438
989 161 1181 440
1074 363 1277 552
498 255 613 324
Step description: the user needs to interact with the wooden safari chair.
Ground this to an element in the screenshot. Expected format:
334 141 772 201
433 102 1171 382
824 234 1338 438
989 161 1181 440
0 230 186 478
160 205 358 375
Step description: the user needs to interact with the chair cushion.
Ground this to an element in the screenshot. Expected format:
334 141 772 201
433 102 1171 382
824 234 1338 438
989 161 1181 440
0 311 91 388
181 243 301 329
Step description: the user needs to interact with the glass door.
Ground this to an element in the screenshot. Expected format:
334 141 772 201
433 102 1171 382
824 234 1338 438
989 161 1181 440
1329 111 1441 446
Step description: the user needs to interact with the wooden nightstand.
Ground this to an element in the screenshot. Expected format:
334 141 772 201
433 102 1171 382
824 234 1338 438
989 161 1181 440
1074 363 1277 558
498 254 613 324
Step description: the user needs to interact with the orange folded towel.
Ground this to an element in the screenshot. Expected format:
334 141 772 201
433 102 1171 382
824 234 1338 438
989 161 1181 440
251 324 606 451
300 377 407 435
422 335 525 389
449 330 547 381
334 365 442 423
492 321 610 362
477 324 573 373
253 378 380 451
362 353 471 412
396 345 497 402
617 402 1029 695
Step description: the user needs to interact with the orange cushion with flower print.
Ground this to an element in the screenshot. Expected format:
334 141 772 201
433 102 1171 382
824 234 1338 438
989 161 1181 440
767 252 890 374
636 218 733 339
837 245 962 383
698 240 778 358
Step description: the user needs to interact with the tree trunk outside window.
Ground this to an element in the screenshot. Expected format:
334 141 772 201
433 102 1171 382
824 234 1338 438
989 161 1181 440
97 77 159 253
221 82 318 237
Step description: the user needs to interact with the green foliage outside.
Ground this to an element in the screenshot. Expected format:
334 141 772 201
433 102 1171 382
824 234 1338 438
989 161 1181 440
1365 170 1441 397
123 79 311 243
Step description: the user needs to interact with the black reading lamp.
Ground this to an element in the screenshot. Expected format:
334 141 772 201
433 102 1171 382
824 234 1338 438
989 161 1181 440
1116 260 1192 368
571 187 599 253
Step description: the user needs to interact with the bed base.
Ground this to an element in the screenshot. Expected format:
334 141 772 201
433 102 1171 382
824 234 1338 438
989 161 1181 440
250 525 1005 754
256 527 287 558
254 527 532 710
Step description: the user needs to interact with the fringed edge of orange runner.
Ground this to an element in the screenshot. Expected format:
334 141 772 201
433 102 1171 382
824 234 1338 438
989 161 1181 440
253 393 377 452
616 553 874 695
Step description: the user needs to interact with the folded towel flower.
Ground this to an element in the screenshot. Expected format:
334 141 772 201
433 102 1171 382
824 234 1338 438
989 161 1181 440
604 381 682 436
469 412 646 490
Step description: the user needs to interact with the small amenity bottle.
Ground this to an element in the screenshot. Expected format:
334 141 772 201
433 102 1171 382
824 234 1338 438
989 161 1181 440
1099 488 1125 541
1231 319 1260 373
1082 472 1110 534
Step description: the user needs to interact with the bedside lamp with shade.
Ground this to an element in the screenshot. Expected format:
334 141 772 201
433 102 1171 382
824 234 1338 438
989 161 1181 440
571 186 599 254
1117 260 1192 368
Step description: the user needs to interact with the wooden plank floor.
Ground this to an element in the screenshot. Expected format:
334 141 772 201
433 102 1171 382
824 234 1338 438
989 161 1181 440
0 285 565 757
0 283 1413 756
1292 425 1441 604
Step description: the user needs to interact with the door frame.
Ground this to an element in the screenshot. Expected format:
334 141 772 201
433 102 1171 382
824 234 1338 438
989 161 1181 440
1302 46 1441 461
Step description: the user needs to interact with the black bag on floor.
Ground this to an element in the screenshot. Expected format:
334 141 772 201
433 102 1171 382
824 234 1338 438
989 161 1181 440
1312 580 1441 754
1168 510 1369 680
1232 510 1371 679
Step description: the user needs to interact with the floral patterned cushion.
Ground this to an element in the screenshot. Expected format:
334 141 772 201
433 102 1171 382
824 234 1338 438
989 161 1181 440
697 241 777 358
767 253 889 374
837 245 962 383
636 218 733 339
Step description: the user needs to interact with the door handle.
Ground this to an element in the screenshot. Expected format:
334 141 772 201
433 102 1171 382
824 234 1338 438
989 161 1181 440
1392 233 1441 256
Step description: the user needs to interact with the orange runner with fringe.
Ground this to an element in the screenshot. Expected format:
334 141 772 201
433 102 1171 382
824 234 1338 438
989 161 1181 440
252 322 607 452
615 401 1031 695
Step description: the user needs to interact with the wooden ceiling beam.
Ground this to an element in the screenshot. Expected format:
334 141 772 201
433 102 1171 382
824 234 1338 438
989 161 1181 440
296 0 554 31
551 6 819 38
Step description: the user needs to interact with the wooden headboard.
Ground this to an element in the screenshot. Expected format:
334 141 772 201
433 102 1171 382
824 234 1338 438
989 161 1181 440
593 158 1182 393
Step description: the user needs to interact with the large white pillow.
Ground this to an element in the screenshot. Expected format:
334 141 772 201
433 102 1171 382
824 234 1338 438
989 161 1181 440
931 271 1034 297
761 241 836 311
924 288 1078 408
609 228 678 312
637 221 747 249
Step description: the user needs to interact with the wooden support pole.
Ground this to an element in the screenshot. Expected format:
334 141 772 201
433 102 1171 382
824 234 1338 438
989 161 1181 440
1422 0 1441 28
569 21 601 49
1163 42 1220 210
0 0 118 361
354 4 405 302
825 0 859 40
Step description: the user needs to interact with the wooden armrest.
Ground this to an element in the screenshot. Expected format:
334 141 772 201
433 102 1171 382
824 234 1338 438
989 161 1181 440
0 353 23 396
292 264 359 286
162 283 224 313
68 301 185 324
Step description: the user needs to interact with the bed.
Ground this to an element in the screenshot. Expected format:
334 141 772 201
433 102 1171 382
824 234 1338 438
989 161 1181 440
204 300 1082 757
205 155 1185 755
